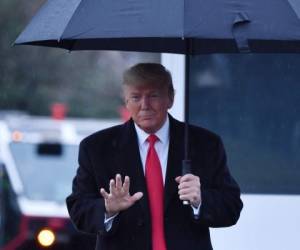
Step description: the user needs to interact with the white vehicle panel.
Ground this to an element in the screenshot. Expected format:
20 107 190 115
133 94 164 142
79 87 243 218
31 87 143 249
18 197 69 218
211 194 300 250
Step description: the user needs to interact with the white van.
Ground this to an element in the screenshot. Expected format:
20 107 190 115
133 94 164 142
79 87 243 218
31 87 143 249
0 113 120 250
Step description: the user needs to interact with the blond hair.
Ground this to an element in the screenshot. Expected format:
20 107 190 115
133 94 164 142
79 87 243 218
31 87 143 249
123 63 174 98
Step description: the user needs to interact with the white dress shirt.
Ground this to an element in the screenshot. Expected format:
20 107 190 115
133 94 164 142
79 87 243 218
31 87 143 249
134 115 170 184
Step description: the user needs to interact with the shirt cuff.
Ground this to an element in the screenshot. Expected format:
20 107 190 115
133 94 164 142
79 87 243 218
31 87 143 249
191 203 201 219
104 213 119 231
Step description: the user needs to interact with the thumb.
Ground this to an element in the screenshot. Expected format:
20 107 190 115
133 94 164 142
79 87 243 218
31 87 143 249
175 176 182 183
131 192 143 202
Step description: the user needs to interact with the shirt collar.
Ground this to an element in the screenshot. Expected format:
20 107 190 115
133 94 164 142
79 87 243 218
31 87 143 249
134 116 170 146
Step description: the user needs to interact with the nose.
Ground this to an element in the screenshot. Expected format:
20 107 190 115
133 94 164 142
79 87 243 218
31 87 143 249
140 96 150 109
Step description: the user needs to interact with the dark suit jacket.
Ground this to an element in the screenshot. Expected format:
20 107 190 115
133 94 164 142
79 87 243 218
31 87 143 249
66 115 243 250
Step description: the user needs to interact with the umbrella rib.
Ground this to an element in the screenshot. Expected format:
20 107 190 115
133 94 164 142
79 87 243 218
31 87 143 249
286 0 300 19
59 0 84 43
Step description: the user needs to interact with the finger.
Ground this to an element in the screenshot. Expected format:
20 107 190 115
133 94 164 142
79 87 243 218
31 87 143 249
175 176 181 183
180 174 200 184
178 193 189 201
179 194 200 204
123 176 130 194
178 190 199 199
178 187 198 196
179 193 201 206
178 181 191 189
179 188 200 199
178 180 200 190
100 188 109 199
109 179 117 195
180 174 196 182
115 174 122 191
131 192 143 202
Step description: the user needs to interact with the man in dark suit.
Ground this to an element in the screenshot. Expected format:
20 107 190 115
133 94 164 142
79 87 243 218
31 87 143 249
66 63 243 250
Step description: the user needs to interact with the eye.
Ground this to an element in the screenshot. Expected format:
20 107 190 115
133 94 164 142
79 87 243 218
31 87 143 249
130 95 140 102
150 93 160 98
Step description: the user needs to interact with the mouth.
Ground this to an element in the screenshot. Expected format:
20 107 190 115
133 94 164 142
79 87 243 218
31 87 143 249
139 112 155 119
140 116 154 120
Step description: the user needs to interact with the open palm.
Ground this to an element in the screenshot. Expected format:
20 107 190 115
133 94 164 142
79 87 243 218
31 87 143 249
100 174 143 217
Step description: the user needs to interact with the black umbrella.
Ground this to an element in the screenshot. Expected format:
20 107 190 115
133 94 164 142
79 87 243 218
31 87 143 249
14 0 300 175
14 0 300 53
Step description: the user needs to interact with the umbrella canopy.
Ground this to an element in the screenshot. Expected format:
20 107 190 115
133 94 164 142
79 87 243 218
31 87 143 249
15 0 300 53
14 0 300 175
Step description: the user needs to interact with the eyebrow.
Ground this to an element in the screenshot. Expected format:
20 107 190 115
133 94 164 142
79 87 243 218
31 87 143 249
129 92 141 96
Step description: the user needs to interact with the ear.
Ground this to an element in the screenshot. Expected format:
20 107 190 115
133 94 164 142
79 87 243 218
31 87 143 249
167 93 174 109
122 87 129 107
124 97 129 109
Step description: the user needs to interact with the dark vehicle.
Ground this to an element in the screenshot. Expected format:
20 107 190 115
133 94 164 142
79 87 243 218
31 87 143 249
0 115 120 250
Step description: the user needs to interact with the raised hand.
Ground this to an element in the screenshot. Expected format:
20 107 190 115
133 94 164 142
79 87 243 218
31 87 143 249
100 174 143 217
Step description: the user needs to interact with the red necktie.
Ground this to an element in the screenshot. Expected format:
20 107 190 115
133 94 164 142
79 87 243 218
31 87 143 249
145 134 166 250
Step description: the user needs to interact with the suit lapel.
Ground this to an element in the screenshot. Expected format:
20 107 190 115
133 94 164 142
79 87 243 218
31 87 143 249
113 119 149 214
164 116 184 212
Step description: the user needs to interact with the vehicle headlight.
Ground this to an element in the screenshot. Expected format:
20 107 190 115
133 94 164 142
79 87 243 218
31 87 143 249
37 228 56 247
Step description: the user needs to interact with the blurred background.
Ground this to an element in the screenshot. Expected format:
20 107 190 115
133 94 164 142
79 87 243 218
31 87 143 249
0 0 159 118
1 0 159 249
1 1 300 250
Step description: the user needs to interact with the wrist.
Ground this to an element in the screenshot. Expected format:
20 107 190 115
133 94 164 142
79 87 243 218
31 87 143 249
191 199 201 208
105 210 118 218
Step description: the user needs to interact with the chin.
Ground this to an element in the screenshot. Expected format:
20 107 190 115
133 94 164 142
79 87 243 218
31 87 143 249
139 123 157 133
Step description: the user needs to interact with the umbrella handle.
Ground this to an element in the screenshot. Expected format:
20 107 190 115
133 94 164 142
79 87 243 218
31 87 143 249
182 159 191 205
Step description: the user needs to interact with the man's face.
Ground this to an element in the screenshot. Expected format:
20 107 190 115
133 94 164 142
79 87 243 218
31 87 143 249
124 83 174 134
